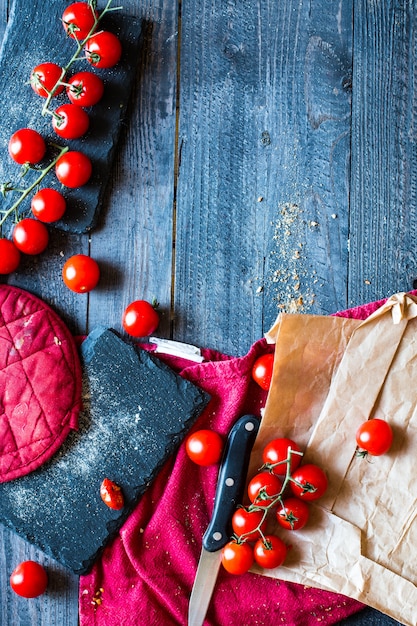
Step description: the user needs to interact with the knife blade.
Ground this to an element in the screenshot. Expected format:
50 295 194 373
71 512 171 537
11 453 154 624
188 414 260 626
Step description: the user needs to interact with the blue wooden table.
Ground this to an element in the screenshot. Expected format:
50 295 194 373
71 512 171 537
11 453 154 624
0 0 414 624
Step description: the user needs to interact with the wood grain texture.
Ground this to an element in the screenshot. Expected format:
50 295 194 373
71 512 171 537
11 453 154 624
349 0 417 307
87 0 179 339
174 0 354 356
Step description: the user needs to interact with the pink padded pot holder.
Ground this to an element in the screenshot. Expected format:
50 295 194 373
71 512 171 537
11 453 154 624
0 285 82 482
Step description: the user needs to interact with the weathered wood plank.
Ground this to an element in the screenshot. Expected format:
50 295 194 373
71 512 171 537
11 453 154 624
87 0 179 339
349 0 417 306
174 0 354 357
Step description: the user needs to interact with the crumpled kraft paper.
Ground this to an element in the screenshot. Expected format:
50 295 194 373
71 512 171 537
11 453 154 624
247 292 417 626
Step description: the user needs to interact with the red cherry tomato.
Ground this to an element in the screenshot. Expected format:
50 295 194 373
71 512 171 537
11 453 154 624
355 418 393 456
12 218 49 255
62 254 100 293
31 188 67 223
185 430 223 466
8 129 46 165
0 239 21 274
221 540 254 575
66 71 104 107
30 62 65 98
247 471 282 507
55 151 92 188
100 478 124 510
62 1 98 40
253 535 287 569
262 437 302 476
10 560 48 598
252 353 274 390
276 497 310 530
231 507 267 542
122 300 160 337
85 31 122 68
52 104 89 140
290 464 328 501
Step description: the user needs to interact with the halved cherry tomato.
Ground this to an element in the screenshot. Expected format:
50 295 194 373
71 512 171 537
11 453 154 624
231 507 267 542
55 151 92 188
52 104 90 140
185 430 223 466
12 218 49 255
62 2 98 40
100 478 124 510
85 31 122 68
122 300 160 337
0 239 21 274
247 471 282 507
262 437 302 476
31 188 67 223
10 560 48 598
62 254 100 293
8 129 46 165
30 62 65 98
253 535 287 569
290 464 328 501
66 71 104 107
221 540 254 575
252 353 274 390
276 497 310 530
355 418 393 456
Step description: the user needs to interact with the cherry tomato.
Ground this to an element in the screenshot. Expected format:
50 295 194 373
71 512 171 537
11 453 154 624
355 418 393 456
85 31 122 68
231 507 267 542
8 129 46 165
52 104 90 140
62 2 98 40
253 535 287 569
12 218 49 255
66 71 104 107
122 300 160 337
30 62 65 98
276 497 310 530
221 540 254 575
247 471 282 507
100 478 124 510
55 151 92 188
262 437 302 476
0 239 21 274
252 353 274 390
10 560 48 598
185 430 223 466
31 188 67 223
62 254 100 293
290 464 328 501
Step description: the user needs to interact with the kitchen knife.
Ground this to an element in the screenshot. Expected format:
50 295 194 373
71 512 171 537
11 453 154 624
188 414 260 626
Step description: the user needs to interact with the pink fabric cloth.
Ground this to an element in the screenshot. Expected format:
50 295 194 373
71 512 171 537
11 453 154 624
79 295 403 625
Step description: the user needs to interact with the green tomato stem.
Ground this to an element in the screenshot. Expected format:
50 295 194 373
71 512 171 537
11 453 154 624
0 145 69 229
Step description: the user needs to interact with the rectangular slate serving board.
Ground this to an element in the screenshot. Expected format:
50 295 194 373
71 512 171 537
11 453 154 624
0 328 210 574
0 0 143 233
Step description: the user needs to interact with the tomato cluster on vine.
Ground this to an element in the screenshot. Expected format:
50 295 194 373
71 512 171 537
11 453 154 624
0 1 122 287
221 437 328 575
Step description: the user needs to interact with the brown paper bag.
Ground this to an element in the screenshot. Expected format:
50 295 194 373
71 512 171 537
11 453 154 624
248 293 417 626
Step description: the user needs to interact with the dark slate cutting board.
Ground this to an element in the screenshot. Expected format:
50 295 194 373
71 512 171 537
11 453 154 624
0 0 142 233
0 328 210 574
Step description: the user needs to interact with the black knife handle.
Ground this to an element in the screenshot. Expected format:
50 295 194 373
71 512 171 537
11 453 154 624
202 414 260 552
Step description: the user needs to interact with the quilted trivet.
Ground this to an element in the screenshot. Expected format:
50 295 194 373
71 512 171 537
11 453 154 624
0 284 82 482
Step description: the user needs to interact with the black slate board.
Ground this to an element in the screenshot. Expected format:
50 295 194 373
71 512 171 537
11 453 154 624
0 328 210 574
0 0 142 233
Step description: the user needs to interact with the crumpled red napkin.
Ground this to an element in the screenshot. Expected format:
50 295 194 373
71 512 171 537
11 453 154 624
79 295 393 626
